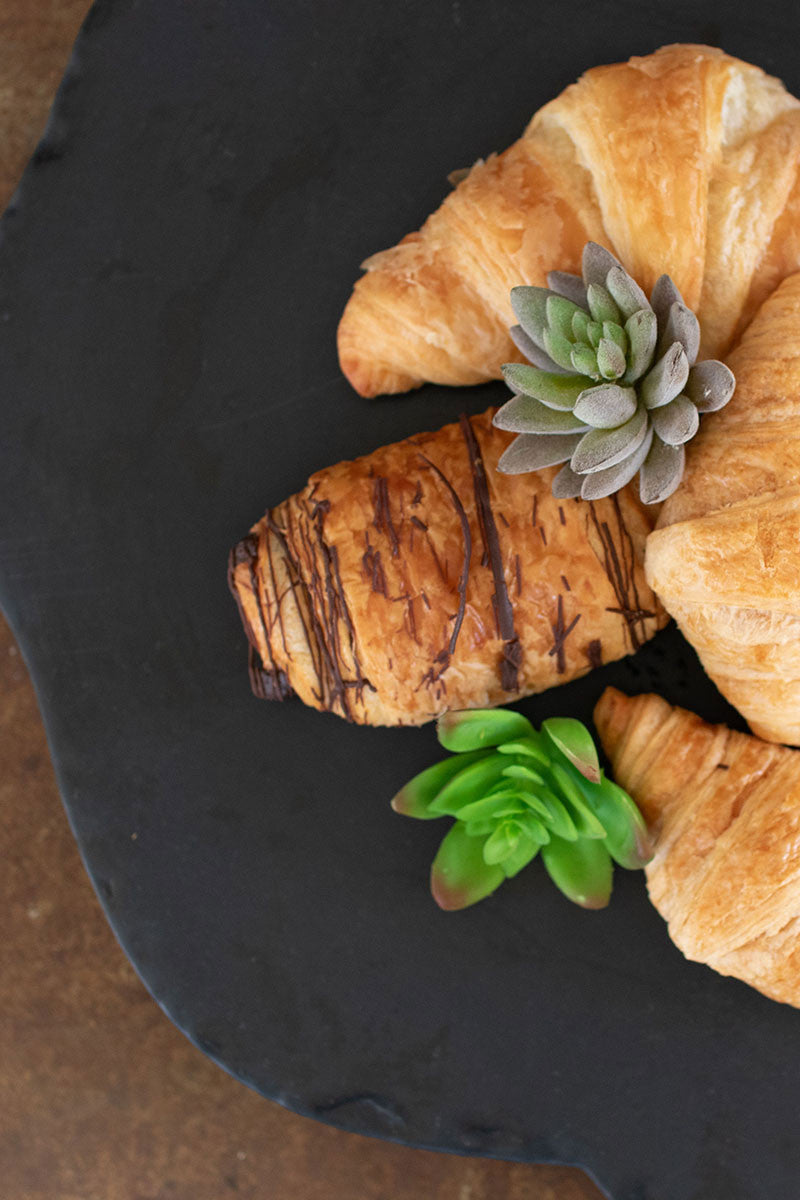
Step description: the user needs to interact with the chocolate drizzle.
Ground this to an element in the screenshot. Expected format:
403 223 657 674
458 414 521 692
227 533 295 702
417 454 471 673
587 496 655 651
548 594 581 675
585 638 604 670
372 475 400 557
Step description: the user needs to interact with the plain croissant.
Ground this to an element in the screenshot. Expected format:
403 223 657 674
228 411 665 725
646 272 800 744
338 44 800 397
594 686 800 1008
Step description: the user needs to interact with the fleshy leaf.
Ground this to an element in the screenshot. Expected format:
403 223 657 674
603 320 628 356
573 384 637 429
572 308 591 343
431 824 505 910
500 834 541 878
570 343 600 379
587 283 622 326
547 763 606 838
623 310 658 383
582 242 623 289
551 462 584 498
437 707 534 752
596 337 627 380
536 789 579 841
509 324 571 374
457 794 525 823
391 749 490 818
640 343 689 409
510 286 550 346
501 763 546 787
542 717 601 782
586 320 603 349
494 395 589 436
500 364 588 410
659 301 700 365
606 264 652 320
547 269 589 308
686 360 735 412
650 273 684 326
496 432 582 475
571 405 648 474
639 435 685 504
541 835 613 908
483 820 522 865
496 735 550 764
650 394 699 446
591 777 654 869
427 755 510 816
578 428 653 501
547 294 585 341
542 326 578 372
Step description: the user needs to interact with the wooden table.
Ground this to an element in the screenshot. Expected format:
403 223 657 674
0 5 604 1197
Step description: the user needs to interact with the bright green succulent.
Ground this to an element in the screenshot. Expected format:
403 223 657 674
494 242 736 503
391 706 653 911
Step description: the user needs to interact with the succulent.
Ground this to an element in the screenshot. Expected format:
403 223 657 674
391 707 653 911
493 243 736 503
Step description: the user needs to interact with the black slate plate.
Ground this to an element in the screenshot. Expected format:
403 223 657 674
3 2 800 1197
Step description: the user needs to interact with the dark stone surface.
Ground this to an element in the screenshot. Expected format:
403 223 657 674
1 2 798 1197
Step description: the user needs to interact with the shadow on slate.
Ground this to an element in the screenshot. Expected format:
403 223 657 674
1 2 799 1198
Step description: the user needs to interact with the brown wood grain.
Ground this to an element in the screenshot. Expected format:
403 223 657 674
0 4 605 1197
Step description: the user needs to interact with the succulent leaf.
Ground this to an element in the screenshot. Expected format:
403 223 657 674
606 264 652 320
431 824 505 910
509 324 571 374
570 343 600 378
639 435 685 505
547 294 584 341
686 359 736 412
543 326 578 372
437 707 534 752
571 405 649 474
427 755 511 816
494 395 590 436
582 242 623 289
623 309 658 383
578 428 653 501
542 716 602 782
501 834 542 878
587 283 622 325
541 835 613 908
650 273 684 326
650 394 700 446
500 364 588 410
551 462 584 499
573 384 637 429
640 342 689 409
496 433 581 475
391 749 491 818
591 777 655 869
659 301 700 364
547 269 589 308
510 286 550 345
596 337 627 380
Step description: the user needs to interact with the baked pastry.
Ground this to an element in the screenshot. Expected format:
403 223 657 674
337 44 800 397
228 411 665 725
594 686 800 1008
646 272 800 744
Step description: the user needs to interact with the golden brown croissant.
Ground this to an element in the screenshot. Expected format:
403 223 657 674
229 411 665 725
594 686 800 1008
337 44 800 397
646 272 800 744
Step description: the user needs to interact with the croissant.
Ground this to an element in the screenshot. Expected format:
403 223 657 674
337 44 800 397
594 686 800 1008
646 272 800 744
228 411 665 725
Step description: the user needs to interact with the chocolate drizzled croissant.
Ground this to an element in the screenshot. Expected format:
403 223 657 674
229 410 666 725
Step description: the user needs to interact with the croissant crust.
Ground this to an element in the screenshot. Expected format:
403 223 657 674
595 687 800 1008
229 411 665 725
338 44 800 397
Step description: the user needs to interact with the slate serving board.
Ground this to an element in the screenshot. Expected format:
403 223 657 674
2 2 799 1197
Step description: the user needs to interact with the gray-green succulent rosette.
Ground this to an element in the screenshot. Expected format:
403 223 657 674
392 707 653 911
494 243 736 503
